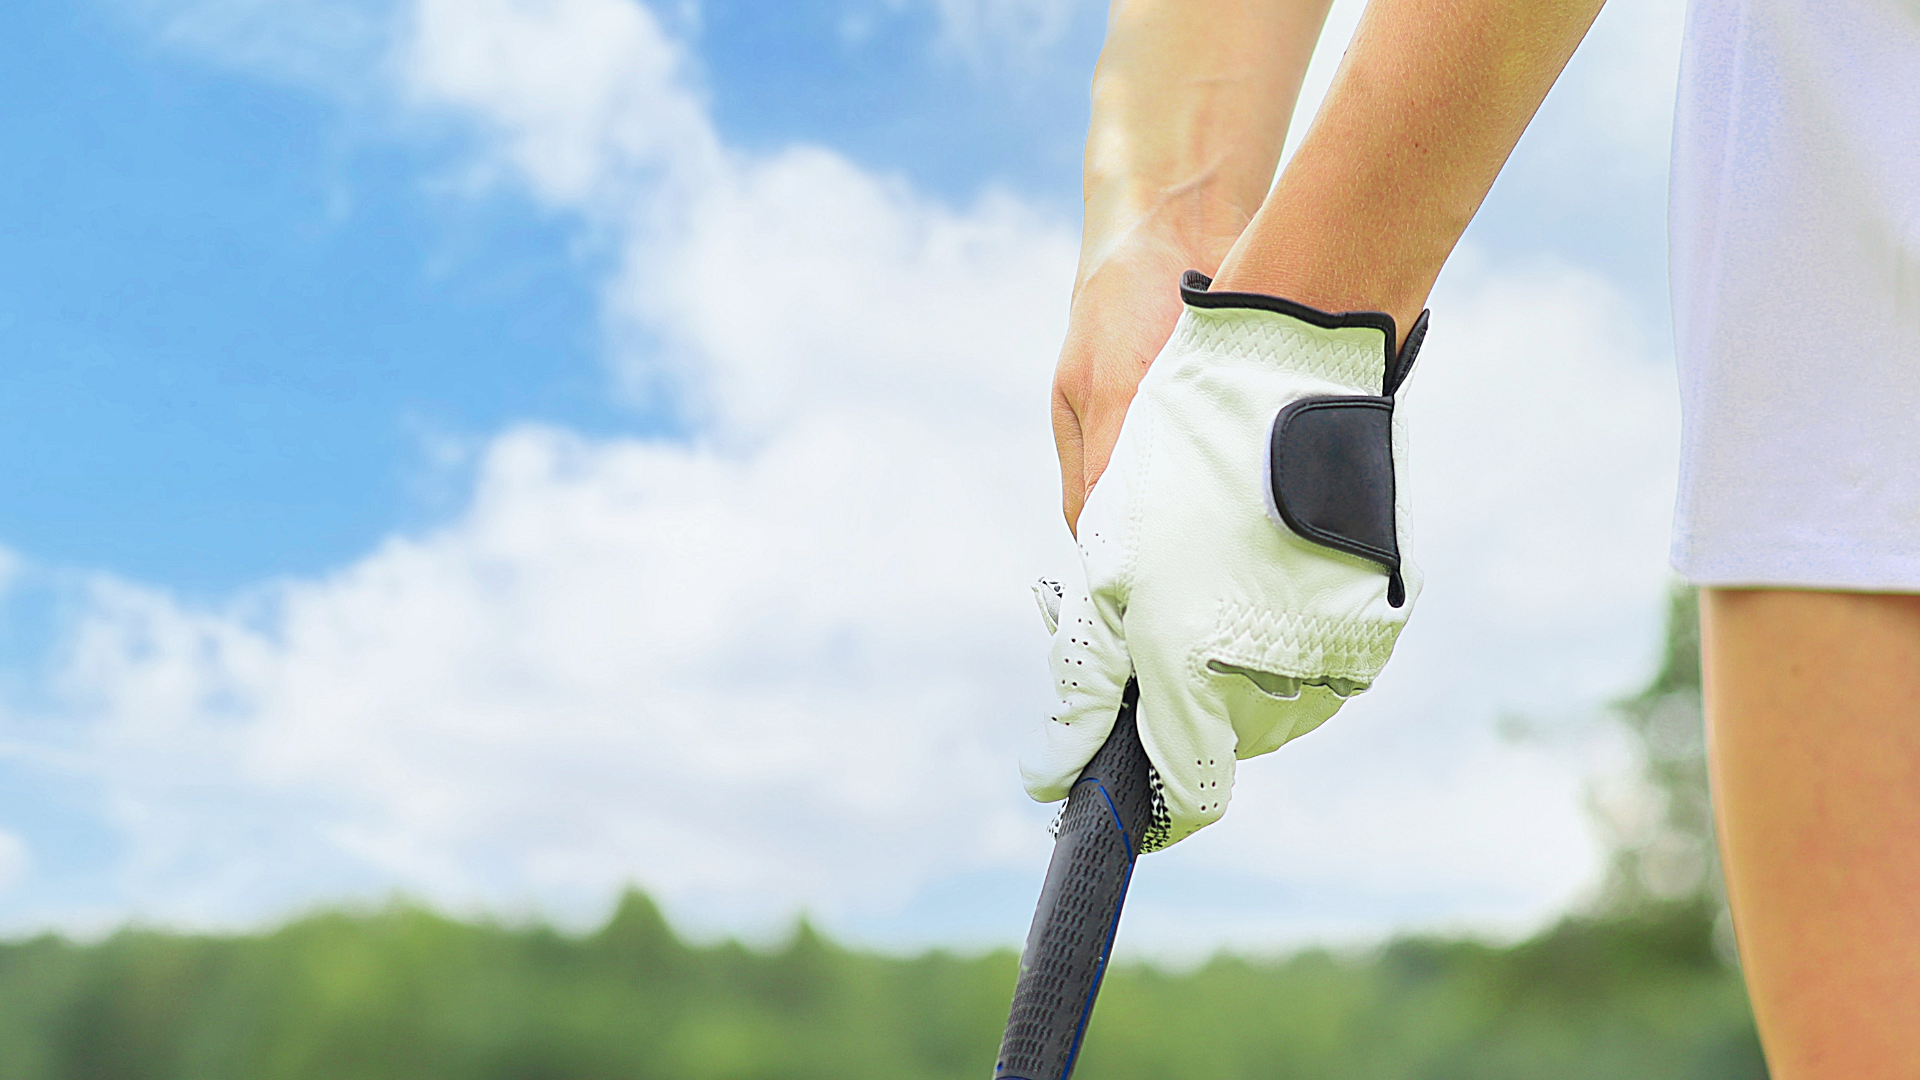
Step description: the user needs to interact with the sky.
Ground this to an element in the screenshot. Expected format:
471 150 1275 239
0 0 1687 956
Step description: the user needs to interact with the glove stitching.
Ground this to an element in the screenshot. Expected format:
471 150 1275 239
1175 313 1383 394
1206 600 1401 683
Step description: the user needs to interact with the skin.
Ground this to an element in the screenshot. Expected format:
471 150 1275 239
1064 0 1920 1073
1702 589 1920 1080
1056 0 1606 532
1054 0 1334 532
1210 0 1608 338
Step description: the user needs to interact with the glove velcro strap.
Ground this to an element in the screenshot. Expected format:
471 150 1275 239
1268 395 1405 607
1201 601 1403 686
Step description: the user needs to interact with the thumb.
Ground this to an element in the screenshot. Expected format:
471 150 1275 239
1021 563 1131 803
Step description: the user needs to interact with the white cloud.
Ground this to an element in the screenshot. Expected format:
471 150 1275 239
929 0 1084 59
39 0 1080 941
0 831 25 894
127 0 396 99
63 417 1065 932
1540 0 1688 183
401 0 718 212
10 0 1684 951
0 546 19 600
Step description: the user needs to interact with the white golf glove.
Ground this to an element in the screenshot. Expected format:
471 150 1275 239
1025 271 1427 851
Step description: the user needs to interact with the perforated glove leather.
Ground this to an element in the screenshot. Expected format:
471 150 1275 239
1024 272 1428 851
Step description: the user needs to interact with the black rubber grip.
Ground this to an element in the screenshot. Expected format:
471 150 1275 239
994 679 1153 1080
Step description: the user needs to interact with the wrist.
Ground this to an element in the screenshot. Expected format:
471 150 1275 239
1076 179 1252 298
1086 176 1252 249
1210 241 1435 352
1210 173 1446 349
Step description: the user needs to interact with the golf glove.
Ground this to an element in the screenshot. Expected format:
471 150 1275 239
1025 271 1427 851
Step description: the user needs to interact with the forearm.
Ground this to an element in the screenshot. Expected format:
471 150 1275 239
1077 0 1334 294
1212 0 1608 337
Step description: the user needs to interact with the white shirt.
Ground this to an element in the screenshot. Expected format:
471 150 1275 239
1669 0 1920 589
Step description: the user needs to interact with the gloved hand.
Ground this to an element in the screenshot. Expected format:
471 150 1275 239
1024 271 1428 851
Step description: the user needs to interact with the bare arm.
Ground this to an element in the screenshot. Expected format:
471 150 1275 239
1213 0 1610 338
1077 0 1332 289
1055 0 1333 530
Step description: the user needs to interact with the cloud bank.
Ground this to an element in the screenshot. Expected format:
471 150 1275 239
2 0 1684 953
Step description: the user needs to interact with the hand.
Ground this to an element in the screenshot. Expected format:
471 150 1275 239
1052 222 1226 533
1025 273 1428 850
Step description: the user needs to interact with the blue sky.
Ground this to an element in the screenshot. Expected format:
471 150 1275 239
0 0 1123 595
0 0 1689 952
1 0 608 592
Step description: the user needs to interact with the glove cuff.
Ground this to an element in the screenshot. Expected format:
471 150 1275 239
1176 270 1428 396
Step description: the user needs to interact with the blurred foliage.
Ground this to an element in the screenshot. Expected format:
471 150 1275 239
1589 587 1721 917
0 890 1763 1080
0 589 1762 1078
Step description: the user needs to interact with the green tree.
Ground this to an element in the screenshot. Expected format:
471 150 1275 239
1589 586 1723 919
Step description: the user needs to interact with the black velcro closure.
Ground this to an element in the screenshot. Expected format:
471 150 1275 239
1270 396 1403 604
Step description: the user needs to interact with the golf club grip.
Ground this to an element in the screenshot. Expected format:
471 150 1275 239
994 679 1153 1080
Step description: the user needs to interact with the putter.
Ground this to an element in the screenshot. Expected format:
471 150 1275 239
993 677 1153 1080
